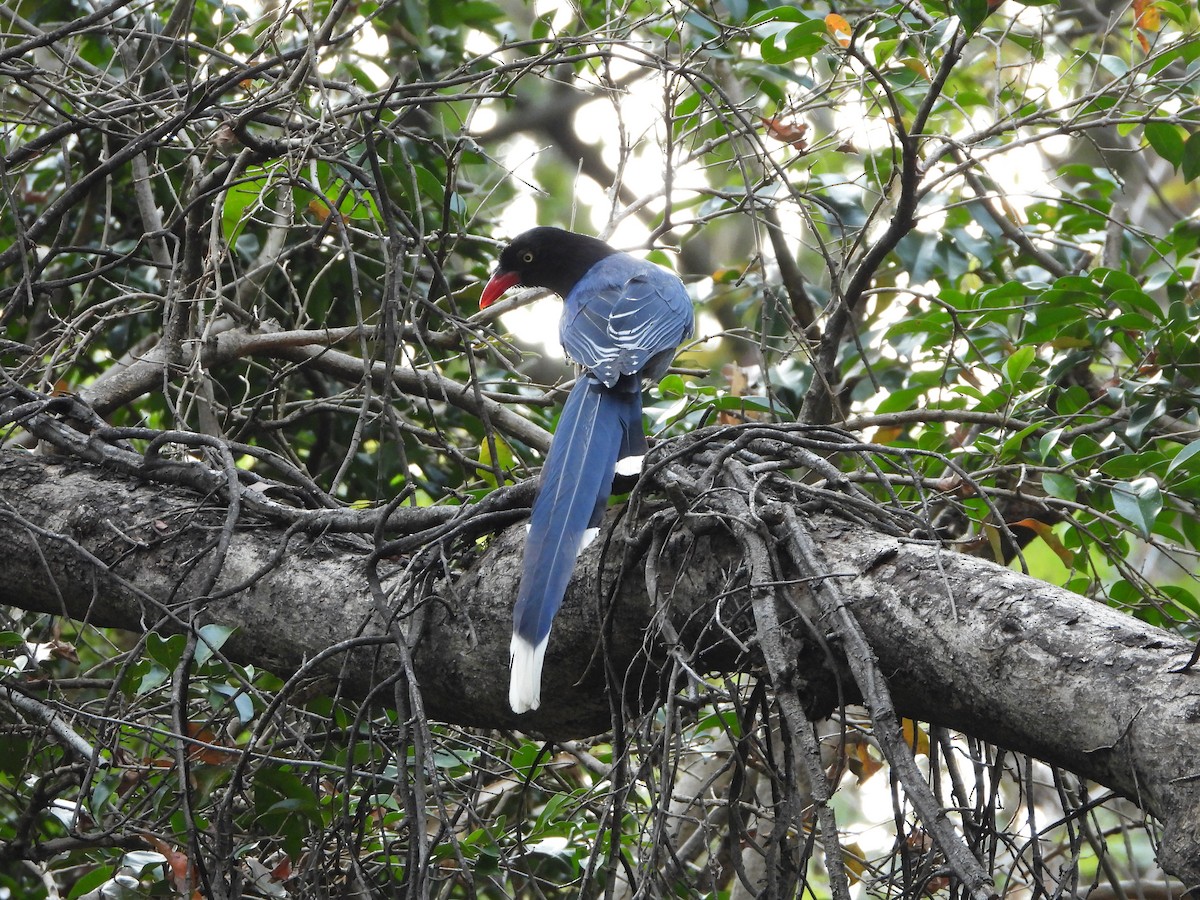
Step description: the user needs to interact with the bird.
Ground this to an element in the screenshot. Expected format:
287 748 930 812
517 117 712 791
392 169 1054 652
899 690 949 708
479 227 694 713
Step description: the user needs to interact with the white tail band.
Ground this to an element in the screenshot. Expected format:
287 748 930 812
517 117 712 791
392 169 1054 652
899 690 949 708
509 633 549 713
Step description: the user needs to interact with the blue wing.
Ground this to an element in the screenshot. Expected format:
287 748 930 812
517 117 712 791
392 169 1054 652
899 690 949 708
560 254 694 389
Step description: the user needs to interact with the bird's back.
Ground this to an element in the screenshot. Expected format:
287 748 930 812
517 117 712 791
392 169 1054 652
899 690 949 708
561 253 694 389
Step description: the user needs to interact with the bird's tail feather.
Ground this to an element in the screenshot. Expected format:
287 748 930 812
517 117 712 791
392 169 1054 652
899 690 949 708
508 378 641 712
509 632 549 714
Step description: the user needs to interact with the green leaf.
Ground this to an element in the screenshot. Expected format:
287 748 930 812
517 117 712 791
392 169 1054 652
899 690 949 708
1004 344 1036 384
875 386 926 414
1071 434 1104 463
656 374 687 397
147 632 186 668
671 90 704 137
985 280 1039 302
1183 515 1200 551
1001 422 1042 457
1100 450 1165 479
873 39 899 67
1096 268 1140 292
1125 398 1167 446
710 395 775 414
1095 54 1129 79
1145 122 1186 168
67 866 116 900
1167 439 1200 476
723 0 748 21
747 6 811 25
1153 0 1191 25
952 0 990 34
759 19 827 63
413 165 445 203
221 166 272 245
137 663 170 696
478 435 514 489
1042 472 1077 502
0 735 29 774
194 624 236 668
1182 131 1200 184
1106 287 1160 317
1111 478 1162 538
255 767 322 818
1038 428 1063 462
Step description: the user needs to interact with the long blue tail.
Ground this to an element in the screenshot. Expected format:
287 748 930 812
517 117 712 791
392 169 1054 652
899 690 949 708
509 377 642 713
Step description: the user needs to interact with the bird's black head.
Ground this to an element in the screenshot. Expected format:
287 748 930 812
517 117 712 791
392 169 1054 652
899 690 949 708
479 227 618 308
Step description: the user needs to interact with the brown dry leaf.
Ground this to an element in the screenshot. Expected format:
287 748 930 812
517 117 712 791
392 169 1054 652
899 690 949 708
825 13 851 46
1132 0 1157 54
119 756 172 797
900 57 931 80
905 828 934 854
308 199 332 221
271 856 293 881
871 425 904 444
853 740 884 782
1134 0 1161 31
185 723 238 766
936 473 977 498
724 363 750 396
843 841 868 884
210 122 240 154
719 364 770 425
46 639 78 663
1012 517 1073 566
926 876 952 894
901 718 930 757
141 833 193 892
760 116 808 150
307 199 348 229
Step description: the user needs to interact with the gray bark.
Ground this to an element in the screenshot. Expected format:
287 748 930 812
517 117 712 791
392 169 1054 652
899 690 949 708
0 449 1197 883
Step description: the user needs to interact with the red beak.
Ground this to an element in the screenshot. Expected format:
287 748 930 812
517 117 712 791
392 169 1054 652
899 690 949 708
479 270 521 309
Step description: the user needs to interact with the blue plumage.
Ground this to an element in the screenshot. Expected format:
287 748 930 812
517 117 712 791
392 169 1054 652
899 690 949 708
561 257 693 388
480 228 694 713
510 381 636 643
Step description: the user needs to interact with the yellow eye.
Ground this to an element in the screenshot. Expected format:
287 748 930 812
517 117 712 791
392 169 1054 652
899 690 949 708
522 251 534 263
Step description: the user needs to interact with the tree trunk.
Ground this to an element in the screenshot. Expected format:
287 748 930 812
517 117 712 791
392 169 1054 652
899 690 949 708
1 449 1197 882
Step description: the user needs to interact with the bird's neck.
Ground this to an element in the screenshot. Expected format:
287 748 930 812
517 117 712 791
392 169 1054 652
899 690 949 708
544 235 619 297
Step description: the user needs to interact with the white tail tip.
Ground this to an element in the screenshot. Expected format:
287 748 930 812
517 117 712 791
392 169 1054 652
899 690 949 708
615 454 645 477
580 526 599 552
509 633 549 714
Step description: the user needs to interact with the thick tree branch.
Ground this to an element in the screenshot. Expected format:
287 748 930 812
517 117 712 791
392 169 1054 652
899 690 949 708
0 449 1197 884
